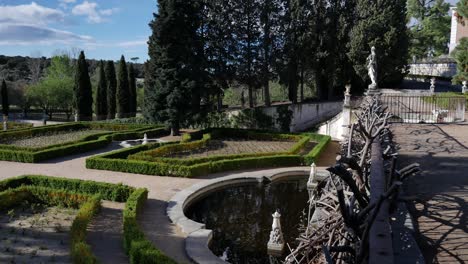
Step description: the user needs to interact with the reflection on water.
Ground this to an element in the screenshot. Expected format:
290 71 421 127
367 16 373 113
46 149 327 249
184 177 309 263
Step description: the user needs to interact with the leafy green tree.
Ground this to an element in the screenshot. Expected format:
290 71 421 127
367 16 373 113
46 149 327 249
407 0 451 59
95 60 108 120
26 78 74 120
116 55 130 118
47 55 74 79
128 63 137 117
456 0 468 22
105 60 117 119
348 0 409 88
1 80 8 117
452 37 468 84
74 51 93 121
145 0 207 135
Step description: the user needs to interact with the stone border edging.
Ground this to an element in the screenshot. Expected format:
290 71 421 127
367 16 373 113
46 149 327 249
167 167 329 264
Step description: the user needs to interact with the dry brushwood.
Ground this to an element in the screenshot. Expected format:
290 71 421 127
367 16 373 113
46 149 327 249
284 96 420 264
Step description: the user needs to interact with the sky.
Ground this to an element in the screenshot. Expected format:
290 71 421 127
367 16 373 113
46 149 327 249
0 0 157 61
0 0 460 62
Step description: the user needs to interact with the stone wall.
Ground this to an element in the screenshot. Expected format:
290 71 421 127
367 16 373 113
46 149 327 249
227 101 343 132
408 63 457 78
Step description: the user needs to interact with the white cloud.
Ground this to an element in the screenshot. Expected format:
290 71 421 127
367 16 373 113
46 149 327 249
0 2 65 26
59 0 77 9
72 1 119 24
72 1 102 23
0 23 93 45
100 8 120 16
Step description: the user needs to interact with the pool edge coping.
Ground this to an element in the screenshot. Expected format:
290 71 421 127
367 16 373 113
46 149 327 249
167 167 330 264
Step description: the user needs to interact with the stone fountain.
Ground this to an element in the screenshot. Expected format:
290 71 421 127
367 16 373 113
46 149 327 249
119 133 163 148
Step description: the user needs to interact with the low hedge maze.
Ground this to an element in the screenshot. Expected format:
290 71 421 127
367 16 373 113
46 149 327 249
0 175 176 264
86 128 331 177
0 122 168 163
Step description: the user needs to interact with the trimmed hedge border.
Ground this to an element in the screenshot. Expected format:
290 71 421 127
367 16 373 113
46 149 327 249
0 175 176 264
0 122 168 163
86 128 331 177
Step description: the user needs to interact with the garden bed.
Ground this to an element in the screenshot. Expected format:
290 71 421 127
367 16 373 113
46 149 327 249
1 129 111 148
0 205 78 263
87 128 331 177
0 122 168 163
0 175 176 264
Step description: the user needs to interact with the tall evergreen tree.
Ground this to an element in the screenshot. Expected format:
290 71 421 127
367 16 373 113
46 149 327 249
145 0 206 135
105 60 117 119
232 0 262 108
204 0 237 111
1 80 8 117
128 63 137 117
348 0 409 88
74 51 93 121
95 60 108 120
116 55 130 118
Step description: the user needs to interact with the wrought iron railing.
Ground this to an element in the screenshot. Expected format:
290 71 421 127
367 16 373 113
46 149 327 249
380 94 466 123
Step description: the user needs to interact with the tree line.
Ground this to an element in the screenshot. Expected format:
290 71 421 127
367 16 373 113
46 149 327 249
0 52 138 121
61 52 138 121
144 0 409 135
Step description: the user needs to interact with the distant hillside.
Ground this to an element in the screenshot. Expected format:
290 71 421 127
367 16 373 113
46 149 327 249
0 54 144 84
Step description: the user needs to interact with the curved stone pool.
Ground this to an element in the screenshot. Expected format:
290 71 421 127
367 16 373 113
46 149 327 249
184 177 309 263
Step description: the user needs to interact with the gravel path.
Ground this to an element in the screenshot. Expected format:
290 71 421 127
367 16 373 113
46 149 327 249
392 123 468 263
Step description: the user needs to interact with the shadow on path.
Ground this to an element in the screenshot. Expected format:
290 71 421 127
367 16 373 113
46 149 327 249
393 124 468 263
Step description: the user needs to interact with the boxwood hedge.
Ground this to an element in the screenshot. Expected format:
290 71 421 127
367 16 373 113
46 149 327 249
0 175 175 264
0 122 168 163
86 128 331 177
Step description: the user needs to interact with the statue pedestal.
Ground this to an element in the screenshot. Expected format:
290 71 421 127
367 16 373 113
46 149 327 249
267 242 284 257
365 85 381 97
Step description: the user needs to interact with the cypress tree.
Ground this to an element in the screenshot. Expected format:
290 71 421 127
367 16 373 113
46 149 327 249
95 60 108 120
128 63 137 117
1 80 8 117
116 55 130 118
348 0 409 88
146 0 206 135
105 61 117 119
74 51 93 121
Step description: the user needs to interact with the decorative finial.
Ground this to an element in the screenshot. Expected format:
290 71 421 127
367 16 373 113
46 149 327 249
307 163 318 190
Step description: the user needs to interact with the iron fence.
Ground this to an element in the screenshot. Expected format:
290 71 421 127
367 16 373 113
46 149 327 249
380 94 466 123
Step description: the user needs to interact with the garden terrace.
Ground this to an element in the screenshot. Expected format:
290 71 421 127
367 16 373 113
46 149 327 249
86 128 331 177
0 175 176 264
0 122 168 163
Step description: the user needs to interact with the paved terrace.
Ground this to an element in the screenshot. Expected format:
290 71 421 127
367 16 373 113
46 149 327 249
393 123 468 263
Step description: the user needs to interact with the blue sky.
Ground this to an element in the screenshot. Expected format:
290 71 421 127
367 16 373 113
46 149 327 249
0 0 157 61
0 0 459 61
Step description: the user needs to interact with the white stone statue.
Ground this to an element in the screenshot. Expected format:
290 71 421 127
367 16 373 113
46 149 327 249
462 81 467 94
267 210 284 256
142 133 148 145
430 78 436 94
367 46 378 89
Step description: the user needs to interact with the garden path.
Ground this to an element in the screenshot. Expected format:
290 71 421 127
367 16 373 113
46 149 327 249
392 123 468 263
0 140 340 263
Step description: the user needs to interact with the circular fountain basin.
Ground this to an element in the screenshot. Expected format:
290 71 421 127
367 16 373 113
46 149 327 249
167 168 329 264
